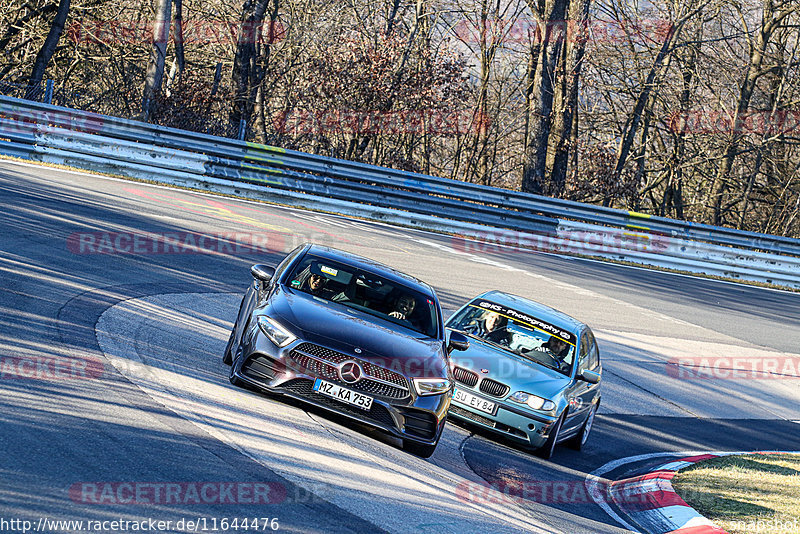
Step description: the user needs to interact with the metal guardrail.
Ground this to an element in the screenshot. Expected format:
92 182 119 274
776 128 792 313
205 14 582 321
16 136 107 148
1 94 799 288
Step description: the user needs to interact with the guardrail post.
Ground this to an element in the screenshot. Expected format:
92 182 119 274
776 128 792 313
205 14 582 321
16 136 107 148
44 80 54 104
237 119 247 141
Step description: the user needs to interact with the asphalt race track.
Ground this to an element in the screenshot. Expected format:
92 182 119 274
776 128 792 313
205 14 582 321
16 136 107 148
1 160 799 533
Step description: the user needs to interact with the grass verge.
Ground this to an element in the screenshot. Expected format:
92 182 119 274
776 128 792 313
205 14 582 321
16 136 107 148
672 453 800 534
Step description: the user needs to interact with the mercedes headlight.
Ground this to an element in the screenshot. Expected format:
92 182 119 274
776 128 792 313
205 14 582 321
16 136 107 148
412 378 452 396
509 391 556 411
257 316 296 348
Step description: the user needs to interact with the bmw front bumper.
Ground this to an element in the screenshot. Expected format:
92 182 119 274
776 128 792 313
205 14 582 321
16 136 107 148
448 389 558 449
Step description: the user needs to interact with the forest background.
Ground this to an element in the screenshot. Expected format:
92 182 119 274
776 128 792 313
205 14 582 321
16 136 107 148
2 0 799 236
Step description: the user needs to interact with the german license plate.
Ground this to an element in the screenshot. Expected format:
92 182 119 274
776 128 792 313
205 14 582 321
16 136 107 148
453 387 497 415
313 379 374 411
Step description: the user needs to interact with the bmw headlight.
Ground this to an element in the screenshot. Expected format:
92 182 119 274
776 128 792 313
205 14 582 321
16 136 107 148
412 378 452 396
257 316 297 348
509 391 556 411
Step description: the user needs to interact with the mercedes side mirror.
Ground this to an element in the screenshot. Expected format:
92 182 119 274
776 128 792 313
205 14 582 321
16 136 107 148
251 264 275 281
250 264 276 291
448 331 470 353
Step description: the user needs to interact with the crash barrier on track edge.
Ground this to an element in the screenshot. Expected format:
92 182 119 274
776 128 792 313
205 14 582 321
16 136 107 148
1 94 799 289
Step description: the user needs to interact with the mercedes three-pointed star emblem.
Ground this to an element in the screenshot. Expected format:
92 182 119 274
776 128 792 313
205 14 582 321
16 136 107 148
338 361 363 384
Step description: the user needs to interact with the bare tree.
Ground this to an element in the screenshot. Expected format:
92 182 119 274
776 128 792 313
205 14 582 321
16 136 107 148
609 1 709 188
229 0 279 137
141 0 172 119
521 0 570 195
547 0 590 196
707 0 799 225
25 0 70 100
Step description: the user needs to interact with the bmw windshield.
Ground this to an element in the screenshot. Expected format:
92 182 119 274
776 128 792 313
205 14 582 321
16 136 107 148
447 300 576 376
286 254 440 338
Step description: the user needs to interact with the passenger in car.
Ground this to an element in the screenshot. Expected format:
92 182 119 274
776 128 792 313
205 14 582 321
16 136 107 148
528 336 570 361
331 277 370 307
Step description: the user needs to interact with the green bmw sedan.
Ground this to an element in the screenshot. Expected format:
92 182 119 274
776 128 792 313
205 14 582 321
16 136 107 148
446 291 602 459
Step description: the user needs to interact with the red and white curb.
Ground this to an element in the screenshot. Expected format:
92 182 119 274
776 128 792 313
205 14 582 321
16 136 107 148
609 453 728 534
586 450 797 534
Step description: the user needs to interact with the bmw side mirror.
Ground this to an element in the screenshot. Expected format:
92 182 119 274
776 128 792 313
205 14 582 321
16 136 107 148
579 370 600 384
251 264 276 282
448 331 470 353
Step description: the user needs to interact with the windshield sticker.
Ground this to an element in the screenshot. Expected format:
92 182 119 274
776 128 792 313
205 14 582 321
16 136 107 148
320 265 338 277
290 280 302 288
471 301 576 345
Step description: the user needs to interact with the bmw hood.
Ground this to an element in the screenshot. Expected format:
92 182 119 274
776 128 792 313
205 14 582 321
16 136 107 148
262 287 447 378
450 336 570 399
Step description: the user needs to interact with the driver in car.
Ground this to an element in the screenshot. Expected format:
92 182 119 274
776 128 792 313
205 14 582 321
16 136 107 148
389 294 416 321
306 273 330 296
293 267 334 299
465 311 512 346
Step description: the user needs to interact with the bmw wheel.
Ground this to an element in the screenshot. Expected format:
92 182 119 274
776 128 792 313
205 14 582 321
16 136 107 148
535 412 565 459
568 402 598 451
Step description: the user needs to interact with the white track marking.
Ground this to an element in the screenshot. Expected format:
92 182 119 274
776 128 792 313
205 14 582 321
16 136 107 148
3 158 797 295
96 293 554 534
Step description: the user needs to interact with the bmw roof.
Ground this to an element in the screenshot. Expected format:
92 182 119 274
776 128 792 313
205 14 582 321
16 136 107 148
471 290 587 333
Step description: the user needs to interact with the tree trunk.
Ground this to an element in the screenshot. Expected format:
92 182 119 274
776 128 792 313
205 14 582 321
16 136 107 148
165 0 186 95
141 0 171 120
25 0 70 101
521 0 569 194
386 0 401 35
469 0 501 185
230 0 274 137
708 51 764 225
663 23 700 219
706 0 796 225
548 0 590 197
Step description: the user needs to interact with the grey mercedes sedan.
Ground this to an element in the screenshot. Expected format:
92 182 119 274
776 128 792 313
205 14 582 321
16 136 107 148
224 243 469 457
